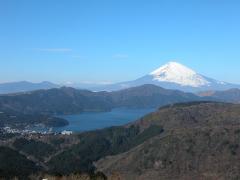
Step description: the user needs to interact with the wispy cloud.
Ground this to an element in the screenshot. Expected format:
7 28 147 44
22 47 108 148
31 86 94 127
112 54 129 59
34 48 72 52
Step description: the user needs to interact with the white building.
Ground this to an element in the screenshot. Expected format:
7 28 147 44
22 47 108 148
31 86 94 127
61 130 73 135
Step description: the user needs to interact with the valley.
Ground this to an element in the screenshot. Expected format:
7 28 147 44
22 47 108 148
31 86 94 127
0 102 240 179
0 84 207 133
2 1 240 179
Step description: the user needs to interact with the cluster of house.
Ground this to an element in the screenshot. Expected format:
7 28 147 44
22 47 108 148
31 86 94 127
1 126 73 136
2 126 38 134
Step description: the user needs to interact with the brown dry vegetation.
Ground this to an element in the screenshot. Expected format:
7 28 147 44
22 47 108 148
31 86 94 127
96 102 240 180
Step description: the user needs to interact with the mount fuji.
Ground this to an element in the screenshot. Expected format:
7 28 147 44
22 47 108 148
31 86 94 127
91 62 240 92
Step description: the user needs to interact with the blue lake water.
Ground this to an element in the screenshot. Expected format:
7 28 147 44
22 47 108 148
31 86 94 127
52 108 155 132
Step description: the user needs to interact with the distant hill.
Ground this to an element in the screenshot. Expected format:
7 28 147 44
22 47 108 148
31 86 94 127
0 84 204 115
0 84 208 130
198 88 240 103
0 81 59 94
109 84 202 108
0 87 112 115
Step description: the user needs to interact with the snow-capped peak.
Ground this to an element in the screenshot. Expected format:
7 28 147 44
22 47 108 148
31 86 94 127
149 61 210 87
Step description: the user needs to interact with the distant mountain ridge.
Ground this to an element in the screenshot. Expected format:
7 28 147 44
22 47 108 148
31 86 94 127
0 84 205 116
0 81 59 94
0 84 208 129
1 62 240 94
199 88 240 103
90 62 240 92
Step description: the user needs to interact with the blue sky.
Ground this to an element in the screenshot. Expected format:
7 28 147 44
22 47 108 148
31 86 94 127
1 0 240 84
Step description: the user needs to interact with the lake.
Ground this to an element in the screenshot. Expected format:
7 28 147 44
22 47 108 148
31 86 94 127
52 108 155 132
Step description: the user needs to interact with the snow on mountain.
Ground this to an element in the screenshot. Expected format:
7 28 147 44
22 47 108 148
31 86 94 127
90 61 240 92
149 62 210 87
